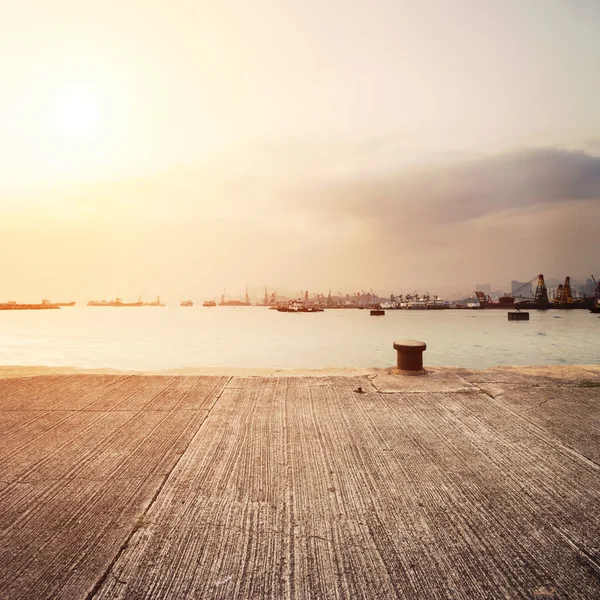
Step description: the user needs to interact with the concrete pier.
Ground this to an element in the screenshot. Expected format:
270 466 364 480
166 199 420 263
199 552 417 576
0 365 599 599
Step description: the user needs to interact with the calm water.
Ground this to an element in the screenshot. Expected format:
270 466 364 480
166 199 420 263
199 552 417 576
0 307 599 370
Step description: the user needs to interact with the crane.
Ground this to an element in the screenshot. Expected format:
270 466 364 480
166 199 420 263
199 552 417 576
512 276 538 299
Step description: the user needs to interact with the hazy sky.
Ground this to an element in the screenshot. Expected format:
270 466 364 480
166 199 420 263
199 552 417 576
1 1 600 300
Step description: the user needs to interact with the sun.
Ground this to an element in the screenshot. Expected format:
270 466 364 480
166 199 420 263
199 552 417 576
34 74 129 182
4 54 139 186
52 84 103 138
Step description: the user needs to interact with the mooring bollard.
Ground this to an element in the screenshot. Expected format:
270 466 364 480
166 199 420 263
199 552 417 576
393 340 426 372
508 312 529 321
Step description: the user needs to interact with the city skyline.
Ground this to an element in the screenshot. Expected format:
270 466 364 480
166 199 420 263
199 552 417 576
3 272 597 306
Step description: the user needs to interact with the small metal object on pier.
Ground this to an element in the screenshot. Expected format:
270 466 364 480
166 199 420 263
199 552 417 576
508 312 529 321
393 340 426 372
370 309 385 316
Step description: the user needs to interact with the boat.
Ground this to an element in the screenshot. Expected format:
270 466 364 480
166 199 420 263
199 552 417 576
203 300 217 307
514 275 552 310
218 288 251 306
42 299 75 307
474 291 515 309
219 298 251 306
550 277 596 309
276 300 324 313
87 298 144 307
180 300 194 307
143 296 165 307
515 274 597 310
0 302 59 310
404 294 449 310
380 301 399 310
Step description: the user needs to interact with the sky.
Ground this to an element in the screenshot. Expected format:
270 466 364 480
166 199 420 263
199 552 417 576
1 0 600 301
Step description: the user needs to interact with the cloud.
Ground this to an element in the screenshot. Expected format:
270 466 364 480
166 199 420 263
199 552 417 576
292 147 600 228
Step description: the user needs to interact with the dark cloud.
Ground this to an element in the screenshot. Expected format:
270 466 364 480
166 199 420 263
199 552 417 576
294 148 600 227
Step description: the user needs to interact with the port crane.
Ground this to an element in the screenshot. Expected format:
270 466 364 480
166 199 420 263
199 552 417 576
554 277 574 303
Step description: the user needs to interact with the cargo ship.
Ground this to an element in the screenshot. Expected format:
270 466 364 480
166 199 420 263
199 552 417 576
1 301 59 310
515 275 597 309
87 298 144 307
218 288 251 306
474 292 516 308
88 295 164 307
550 277 596 309
42 299 75 307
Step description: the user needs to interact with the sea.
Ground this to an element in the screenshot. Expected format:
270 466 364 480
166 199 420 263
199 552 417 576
0 307 599 371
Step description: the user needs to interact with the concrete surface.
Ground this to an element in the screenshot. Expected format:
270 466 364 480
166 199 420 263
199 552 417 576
0 366 599 599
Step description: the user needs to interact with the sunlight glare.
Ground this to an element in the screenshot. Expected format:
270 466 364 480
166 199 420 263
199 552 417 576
52 84 102 137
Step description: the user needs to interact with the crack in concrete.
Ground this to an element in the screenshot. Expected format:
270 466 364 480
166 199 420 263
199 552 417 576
521 397 550 413
481 391 600 471
109 569 128 588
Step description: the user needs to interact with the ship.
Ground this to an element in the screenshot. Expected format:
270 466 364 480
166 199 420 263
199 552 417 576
87 298 144 307
474 291 515 309
180 300 194 307
203 300 216 307
405 294 449 310
551 276 596 309
514 275 552 310
143 296 165 307
218 288 251 307
1 301 59 310
42 299 75 307
389 293 449 309
276 300 324 313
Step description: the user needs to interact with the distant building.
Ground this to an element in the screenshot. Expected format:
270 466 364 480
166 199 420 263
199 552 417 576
585 278 596 296
476 283 491 295
511 280 532 297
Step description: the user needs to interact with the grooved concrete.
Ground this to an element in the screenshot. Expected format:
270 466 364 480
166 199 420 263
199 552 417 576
0 368 598 599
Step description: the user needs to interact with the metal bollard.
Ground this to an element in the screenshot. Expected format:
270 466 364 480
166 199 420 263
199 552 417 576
508 312 529 321
393 340 426 372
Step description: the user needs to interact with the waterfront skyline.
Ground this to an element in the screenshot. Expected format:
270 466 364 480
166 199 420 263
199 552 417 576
2 1 600 299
